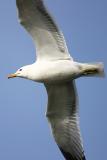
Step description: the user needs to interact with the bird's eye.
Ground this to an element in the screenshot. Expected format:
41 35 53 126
19 69 22 71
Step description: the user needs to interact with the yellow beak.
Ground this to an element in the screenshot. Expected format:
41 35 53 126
8 73 17 79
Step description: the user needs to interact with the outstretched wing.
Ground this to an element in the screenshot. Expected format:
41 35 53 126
45 81 86 160
16 0 72 61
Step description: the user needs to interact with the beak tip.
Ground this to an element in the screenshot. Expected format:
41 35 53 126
7 75 10 79
7 74 17 79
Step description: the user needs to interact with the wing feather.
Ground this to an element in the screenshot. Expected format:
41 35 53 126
16 0 72 61
45 81 86 160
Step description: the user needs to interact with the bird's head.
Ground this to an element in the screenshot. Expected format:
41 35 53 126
8 65 30 79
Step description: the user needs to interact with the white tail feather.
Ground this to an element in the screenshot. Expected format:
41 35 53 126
82 62 105 77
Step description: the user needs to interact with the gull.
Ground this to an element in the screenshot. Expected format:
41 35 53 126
8 0 104 160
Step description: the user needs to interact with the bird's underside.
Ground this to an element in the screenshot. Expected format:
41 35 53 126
10 0 104 160
16 0 86 159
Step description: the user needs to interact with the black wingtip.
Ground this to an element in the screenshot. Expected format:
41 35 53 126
59 147 86 160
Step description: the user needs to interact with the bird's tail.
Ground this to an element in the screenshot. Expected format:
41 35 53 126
81 62 105 77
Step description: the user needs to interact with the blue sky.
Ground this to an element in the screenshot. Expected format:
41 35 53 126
0 0 107 160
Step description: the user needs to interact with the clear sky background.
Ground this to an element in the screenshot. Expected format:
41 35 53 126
0 0 107 160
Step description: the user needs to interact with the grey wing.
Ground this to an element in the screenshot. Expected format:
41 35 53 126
16 0 72 61
45 81 86 160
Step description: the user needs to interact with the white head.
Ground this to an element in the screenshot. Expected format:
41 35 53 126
8 65 32 80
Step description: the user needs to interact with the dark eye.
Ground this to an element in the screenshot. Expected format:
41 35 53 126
19 69 22 71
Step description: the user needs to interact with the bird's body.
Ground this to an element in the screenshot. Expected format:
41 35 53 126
33 60 82 83
22 60 77 82
19 60 103 83
8 0 104 160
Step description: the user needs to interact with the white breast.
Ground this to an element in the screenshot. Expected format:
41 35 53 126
30 60 79 83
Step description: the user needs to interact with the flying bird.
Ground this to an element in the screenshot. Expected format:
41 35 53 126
8 0 104 160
